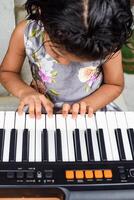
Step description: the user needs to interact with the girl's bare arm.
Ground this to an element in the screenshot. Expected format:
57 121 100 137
0 21 54 117
0 21 36 97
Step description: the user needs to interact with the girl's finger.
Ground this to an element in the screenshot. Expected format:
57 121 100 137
45 103 54 117
40 96 54 117
62 103 70 118
72 103 79 119
87 106 94 117
35 99 42 119
18 101 25 115
79 101 86 115
29 100 35 118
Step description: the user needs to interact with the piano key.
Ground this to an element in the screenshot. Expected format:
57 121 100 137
125 112 134 128
9 129 17 162
46 115 56 162
86 114 100 161
36 114 45 162
97 129 107 161
26 114 35 162
66 115 76 162
3 111 15 162
127 128 134 159
73 129 82 161
125 112 134 159
0 111 5 128
115 128 126 160
0 129 5 162
22 129 29 162
115 112 132 160
95 112 113 161
75 115 86 130
15 112 25 162
56 114 68 162
42 129 48 162
55 129 62 161
79 131 88 162
76 115 88 162
105 112 120 161
85 129 94 161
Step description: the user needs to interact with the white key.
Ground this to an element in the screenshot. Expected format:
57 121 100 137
0 111 5 128
125 112 134 128
56 114 68 162
115 112 132 160
26 114 35 162
86 114 100 161
3 111 15 162
95 112 113 161
15 112 25 162
76 115 88 162
36 114 45 162
46 115 56 162
66 115 76 162
106 112 119 161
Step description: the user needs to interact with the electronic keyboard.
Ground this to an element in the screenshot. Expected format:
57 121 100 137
0 111 134 200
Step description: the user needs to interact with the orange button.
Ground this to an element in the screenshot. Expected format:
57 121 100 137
75 170 84 179
104 170 113 179
65 170 74 179
94 170 103 179
85 170 94 179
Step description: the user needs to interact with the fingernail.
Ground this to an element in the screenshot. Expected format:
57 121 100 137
88 113 93 117
48 113 53 118
72 115 76 119
36 115 41 119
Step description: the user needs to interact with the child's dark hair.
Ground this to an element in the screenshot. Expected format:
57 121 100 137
25 0 133 61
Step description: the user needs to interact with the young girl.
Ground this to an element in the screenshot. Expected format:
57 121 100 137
0 0 133 118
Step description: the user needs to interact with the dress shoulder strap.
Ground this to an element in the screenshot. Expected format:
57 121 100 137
24 20 45 60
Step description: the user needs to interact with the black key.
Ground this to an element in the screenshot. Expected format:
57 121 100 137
73 129 82 161
115 128 126 160
9 129 17 162
42 129 48 162
55 129 62 161
22 129 29 162
127 128 134 159
85 129 94 161
97 129 107 161
0 129 5 162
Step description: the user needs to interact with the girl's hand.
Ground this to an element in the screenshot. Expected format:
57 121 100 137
62 102 93 119
18 91 54 118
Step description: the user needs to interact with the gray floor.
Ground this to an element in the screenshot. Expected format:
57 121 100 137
124 74 134 111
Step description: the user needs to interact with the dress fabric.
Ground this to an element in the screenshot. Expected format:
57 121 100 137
24 20 121 111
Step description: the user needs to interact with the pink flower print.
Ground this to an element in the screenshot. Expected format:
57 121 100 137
78 67 96 83
78 66 100 92
39 68 52 83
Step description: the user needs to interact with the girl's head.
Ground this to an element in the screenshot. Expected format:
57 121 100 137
25 0 133 63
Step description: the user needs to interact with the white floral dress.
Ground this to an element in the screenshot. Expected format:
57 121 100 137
24 20 121 111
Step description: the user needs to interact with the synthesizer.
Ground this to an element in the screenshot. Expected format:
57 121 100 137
0 111 134 199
